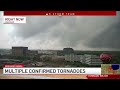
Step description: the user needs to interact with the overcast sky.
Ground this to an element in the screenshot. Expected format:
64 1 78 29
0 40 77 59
0 11 120 50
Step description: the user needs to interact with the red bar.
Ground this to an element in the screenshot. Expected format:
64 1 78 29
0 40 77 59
4 11 116 16
4 64 24 68
87 75 120 79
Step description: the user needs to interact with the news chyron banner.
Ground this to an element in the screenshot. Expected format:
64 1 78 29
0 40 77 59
3 11 117 24
3 64 120 79
86 64 120 79
3 11 116 16
3 64 101 75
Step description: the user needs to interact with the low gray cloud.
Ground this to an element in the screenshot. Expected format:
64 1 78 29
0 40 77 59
13 16 61 39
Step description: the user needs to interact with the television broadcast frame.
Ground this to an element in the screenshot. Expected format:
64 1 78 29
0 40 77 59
0 0 120 79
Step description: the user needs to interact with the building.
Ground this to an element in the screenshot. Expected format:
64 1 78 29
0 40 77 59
38 50 57 55
65 54 84 62
65 54 102 65
63 48 74 55
12 47 28 57
84 54 102 65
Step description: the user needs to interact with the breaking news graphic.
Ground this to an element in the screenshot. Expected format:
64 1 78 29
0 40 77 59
3 16 26 24
0 11 120 79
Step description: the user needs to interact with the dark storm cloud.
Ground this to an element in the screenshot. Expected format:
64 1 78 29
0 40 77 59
11 12 120 50
13 16 61 39
85 14 120 49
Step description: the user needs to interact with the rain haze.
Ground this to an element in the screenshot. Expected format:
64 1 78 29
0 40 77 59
0 11 120 51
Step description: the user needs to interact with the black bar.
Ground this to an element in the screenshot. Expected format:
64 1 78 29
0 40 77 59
0 0 119 11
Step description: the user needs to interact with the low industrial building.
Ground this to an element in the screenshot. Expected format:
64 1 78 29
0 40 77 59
65 54 102 65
